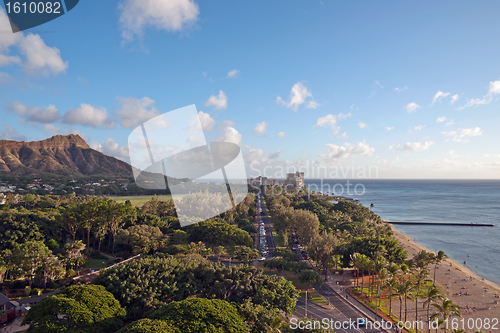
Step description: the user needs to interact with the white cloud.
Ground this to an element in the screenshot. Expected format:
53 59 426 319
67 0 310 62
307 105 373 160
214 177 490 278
385 127 394 131
390 141 434 152
489 80 500 95
63 104 114 128
358 122 367 129
90 138 129 161
18 34 68 75
252 121 268 136
116 96 159 128
445 120 455 126
405 102 421 113
436 116 447 123
276 131 287 138
0 9 68 75
337 132 348 138
6 101 60 124
394 86 408 92
459 79 500 109
316 114 339 135
442 127 483 142
276 82 317 111
0 54 21 67
227 69 240 78
204 90 228 110
219 120 242 145
118 0 199 42
451 94 459 104
432 91 450 103
0 125 26 141
319 141 375 161
338 112 352 120
413 125 425 131
268 150 281 159
198 111 215 131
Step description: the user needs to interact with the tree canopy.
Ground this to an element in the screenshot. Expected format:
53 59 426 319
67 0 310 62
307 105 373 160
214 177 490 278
22 285 126 333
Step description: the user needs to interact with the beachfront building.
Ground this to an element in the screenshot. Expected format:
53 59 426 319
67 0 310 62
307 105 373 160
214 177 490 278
248 176 281 187
284 172 305 189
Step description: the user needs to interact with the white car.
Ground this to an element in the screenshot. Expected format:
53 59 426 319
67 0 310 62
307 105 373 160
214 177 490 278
258 257 266 261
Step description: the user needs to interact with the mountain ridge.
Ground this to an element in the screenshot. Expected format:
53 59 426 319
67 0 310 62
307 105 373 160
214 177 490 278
0 134 133 177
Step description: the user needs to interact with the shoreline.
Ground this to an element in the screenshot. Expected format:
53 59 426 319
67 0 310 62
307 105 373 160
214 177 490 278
389 225 500 290
389 224 500 317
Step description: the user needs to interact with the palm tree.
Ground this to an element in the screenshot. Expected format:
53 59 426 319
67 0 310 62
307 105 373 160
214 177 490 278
413 265 430 333
430 299 461 333
350 253 361 289
400 279 416 322
357 254 370 297
433 251 447 286
422 287 444 333
387 263 401 317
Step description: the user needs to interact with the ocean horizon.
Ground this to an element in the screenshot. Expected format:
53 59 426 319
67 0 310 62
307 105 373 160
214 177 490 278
304 179 500 286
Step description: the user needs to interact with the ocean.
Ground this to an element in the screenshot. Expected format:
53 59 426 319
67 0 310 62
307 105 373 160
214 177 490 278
304 179 500 286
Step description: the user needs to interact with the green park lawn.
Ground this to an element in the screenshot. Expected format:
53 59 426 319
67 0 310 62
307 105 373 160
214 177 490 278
109 194 184 207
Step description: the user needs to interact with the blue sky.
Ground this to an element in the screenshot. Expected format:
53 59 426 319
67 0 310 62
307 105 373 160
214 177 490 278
1 0 500 179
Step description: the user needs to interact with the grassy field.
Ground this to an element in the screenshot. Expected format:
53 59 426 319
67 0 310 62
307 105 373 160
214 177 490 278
84 258 109 269
109 194 184 207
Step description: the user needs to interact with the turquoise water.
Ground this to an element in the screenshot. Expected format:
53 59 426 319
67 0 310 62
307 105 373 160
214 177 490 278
305 179 500 285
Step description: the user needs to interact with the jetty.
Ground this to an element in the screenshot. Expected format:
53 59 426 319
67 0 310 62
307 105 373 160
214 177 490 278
386 221 494 227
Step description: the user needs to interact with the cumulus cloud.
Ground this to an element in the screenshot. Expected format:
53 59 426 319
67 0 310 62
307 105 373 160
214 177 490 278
219 120 242 145
198 111 215 131
90 138 129 161
385 127 394 131
446 120 455 126
116 96 159 128
252 121 268 136
316 114 339 135
204 90 228 110
63 104 114 128
432 91 450 103
405 102 421 113
227 69 240 78
459 79 500 109
390 141 434 152
6 101 60 124
276 82 318 111
0 9 68 75
18 34 68 75
319 141 375 161
0 125 26 141
413 125 425 131
358 122 367 129
442 127 483 142
451 94 459 104
394 86 408 92
436 116 447 123
118 0 199 42
337 132 348 138
276 131 288 138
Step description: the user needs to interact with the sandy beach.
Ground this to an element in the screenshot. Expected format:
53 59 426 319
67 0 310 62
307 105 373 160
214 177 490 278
391 226 500 322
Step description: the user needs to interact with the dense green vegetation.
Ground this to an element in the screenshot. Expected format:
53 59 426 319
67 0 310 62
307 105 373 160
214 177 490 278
2 184 462 332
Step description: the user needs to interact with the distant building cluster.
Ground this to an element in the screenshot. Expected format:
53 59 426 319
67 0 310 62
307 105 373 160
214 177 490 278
248 172 305 189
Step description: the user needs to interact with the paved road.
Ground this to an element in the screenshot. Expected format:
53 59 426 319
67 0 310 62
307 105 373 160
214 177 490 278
293 282 387 333
257 193 276 257
258 194 387 333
